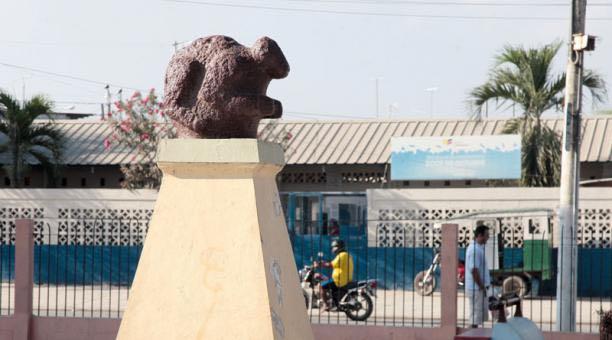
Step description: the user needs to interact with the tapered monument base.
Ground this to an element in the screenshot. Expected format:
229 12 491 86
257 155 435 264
117 139 313 340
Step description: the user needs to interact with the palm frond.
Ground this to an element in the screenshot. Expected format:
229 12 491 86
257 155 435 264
0 92 62 187
28 124 63 143
0 91 21 120
0 121 8 135
526 41 562 91
582 70 608 106
495 44 529 69
27 148 55 167
469 81 521 119
22 95 53 123
544 73 566 112
30 140 62 160
502 119 521 134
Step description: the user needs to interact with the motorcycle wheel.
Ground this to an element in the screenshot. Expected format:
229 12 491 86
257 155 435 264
414 270 436 296
344 292 374 322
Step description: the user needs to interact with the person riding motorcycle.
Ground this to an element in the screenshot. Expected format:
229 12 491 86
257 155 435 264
315 239 354 312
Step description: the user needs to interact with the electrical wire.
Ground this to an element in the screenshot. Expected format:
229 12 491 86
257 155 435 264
285 0 612 7
0 40 171 47
54 100 104 105
0 62 141 91
163 0 612 21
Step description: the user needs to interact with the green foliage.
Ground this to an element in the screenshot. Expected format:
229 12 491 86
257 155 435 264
105 89 176 189
503 117 561 187
0 91 63 187
469 42 607 187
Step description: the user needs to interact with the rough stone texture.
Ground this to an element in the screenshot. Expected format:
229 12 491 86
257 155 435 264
163 35 290 138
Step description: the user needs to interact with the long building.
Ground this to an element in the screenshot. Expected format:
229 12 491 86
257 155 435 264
1 116 612 190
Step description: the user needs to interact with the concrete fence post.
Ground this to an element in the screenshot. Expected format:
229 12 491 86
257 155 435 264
14 219 34 340
441 223 459 337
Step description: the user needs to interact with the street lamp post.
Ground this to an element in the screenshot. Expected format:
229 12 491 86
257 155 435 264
425 87 438 118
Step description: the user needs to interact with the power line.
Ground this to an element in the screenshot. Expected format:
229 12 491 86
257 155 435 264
0 40 172 47
18 73 103 96
54 100 104 105
0 62 141 91
163 0 612 21
286 0 612 7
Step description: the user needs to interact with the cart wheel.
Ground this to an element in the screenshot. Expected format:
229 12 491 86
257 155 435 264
502 275 527 297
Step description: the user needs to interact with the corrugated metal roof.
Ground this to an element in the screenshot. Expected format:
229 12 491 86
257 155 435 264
2 116 611 165
269 116 612 164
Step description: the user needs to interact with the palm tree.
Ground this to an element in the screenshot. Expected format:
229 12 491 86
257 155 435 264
469 42 607 187
0 91 63 188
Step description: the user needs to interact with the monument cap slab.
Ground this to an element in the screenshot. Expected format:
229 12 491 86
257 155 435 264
157 138 285 165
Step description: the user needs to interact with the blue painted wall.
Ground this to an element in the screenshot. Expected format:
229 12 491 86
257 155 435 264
0 241 608 298
291 236 611 297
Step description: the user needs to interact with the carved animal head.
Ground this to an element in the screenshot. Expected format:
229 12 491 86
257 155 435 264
163 35 290 138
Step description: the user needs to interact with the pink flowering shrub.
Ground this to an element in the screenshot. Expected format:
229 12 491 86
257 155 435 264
104 89 176 189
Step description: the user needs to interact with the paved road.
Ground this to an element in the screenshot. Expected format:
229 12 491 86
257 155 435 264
307 290 609 333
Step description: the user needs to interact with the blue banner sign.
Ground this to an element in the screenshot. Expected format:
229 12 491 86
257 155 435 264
391 135 521 180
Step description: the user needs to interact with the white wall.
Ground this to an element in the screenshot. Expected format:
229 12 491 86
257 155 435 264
367 187 612 248
0 189 157 245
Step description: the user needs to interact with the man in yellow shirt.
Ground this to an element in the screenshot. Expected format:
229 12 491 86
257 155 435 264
316 239 354 311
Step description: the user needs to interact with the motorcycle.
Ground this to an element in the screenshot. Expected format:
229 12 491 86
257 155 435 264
414 248 465 296
298 263 376 321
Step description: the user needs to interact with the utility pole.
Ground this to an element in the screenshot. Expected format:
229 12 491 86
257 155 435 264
425 87 438 118
104 85 111 121
375 78 380 118
21 77 26 108
556 0 594 332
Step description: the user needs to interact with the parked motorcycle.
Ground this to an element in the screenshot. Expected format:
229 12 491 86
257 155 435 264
298 263 376 321
414 249 465 296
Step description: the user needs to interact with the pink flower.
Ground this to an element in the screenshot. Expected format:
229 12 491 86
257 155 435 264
120 121 132 132
131 91 141 99
103 138 111 150
140 133 149 141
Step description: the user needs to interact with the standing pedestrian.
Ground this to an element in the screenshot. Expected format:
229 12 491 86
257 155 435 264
465 224 491 328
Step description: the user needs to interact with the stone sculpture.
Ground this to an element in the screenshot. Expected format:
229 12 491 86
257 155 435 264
163 35 290 138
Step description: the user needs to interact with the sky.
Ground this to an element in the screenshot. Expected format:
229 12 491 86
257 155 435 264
1 0 611 121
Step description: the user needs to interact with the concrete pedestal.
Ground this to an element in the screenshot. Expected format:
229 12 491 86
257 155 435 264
117 139 314 340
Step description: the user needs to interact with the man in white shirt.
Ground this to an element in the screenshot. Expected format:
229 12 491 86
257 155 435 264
465 224 491 328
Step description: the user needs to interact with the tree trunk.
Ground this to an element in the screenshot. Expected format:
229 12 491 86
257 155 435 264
11 135 21 188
